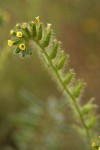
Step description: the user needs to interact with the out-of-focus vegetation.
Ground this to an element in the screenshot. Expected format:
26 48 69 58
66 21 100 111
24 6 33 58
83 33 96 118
0 0 100 150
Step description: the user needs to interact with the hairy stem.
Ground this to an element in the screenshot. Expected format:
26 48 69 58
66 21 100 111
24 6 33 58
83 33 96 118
35 40 91 146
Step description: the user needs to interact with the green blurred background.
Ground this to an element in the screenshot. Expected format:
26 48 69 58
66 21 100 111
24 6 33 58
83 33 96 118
0 0 100 149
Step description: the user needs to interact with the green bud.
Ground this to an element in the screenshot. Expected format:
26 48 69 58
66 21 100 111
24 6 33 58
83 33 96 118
64 69 74 85
50 40 58 59
30 21 36 37
82 104 97 115
56 53 67 70
22 23 30 37
86 115 97 129
42 31 51 47
73 80 85 98
37 23 42 41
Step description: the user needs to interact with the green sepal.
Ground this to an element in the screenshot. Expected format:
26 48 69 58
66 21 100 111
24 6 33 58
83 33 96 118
86 114 97 129
50 40 58 59
37 23 42 41
64 69 74 85
13 40 21 45
30 22 36 37
42 31 51 47
56 54 67 70
82 103 97 115
22 27 31 37
73 80 85 98
15 47 21 53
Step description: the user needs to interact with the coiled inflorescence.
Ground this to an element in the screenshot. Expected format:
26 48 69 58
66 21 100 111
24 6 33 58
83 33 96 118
8 16 97 146
8 16 52 57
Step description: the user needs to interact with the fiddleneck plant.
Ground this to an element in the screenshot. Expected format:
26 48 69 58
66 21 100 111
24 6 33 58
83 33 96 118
8 16 98 149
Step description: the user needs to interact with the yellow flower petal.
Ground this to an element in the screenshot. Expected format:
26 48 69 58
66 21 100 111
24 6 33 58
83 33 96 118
8 40 13 46
19 44 26 50
17 31 23 37
92 143 96 147
35 16 40 23
10 30 14 35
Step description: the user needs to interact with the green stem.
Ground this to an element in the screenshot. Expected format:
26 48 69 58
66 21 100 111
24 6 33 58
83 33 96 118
35 40 91 146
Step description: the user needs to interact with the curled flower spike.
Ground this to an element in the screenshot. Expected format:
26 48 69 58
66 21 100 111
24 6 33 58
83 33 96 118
8 40 13 46
8 18 97 148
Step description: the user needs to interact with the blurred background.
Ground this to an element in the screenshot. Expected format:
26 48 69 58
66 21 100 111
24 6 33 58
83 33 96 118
0 0 100 149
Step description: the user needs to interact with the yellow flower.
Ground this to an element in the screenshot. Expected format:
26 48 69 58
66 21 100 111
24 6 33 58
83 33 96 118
22 23 27 29
47 23 52 31
8 40 13 46
92 143 96 147
16 23 20 29
10 30 14 35
31 21 35 24
98 147 100 150
99 136 100 138
35 16 40 23
17 31 23 37
19 44 26 50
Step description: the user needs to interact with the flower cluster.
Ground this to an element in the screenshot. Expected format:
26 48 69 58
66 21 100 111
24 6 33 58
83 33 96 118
92 136 100 150
8 16 52 57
